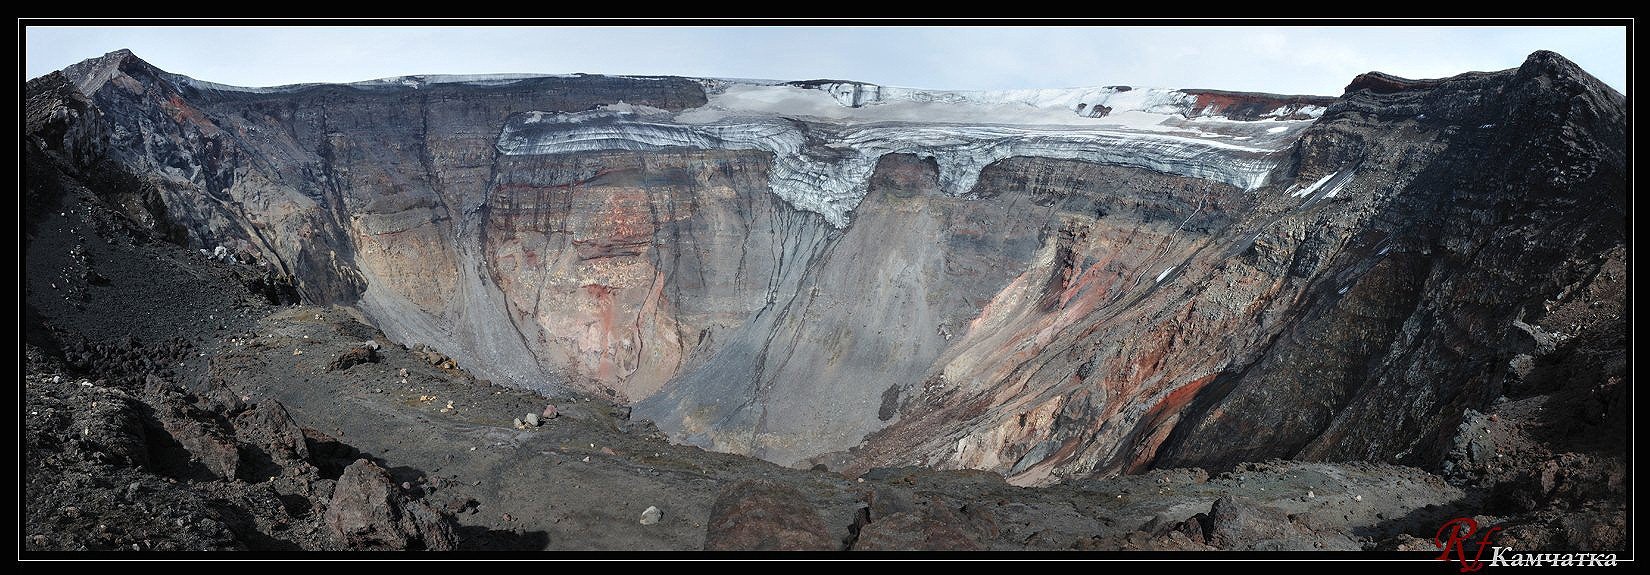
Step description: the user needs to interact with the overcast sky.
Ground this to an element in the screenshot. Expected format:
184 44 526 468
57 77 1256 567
24 25 1627 96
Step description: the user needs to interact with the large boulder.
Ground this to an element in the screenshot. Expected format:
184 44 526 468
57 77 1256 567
327 346 379 371
325 459 456 550
144 378 241 481
850 487 989 551
1202 496 1309 550
703 479 837 551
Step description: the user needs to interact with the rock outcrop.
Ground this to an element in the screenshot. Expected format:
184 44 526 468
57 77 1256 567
326 459 457 551
703 480 838 551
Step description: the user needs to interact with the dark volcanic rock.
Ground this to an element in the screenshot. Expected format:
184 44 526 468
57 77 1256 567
325 458 457 551
1344 71 1446 94
146 380 242 481
327 346 379 371
1141 49 1626 476
1203 496 1297 550
703 480 837 551
232 399 312 476
852 503 983 551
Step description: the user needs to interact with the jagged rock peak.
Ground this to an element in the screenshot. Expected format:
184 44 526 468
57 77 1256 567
1518 49 1591 80
60 48 147 94
1513 49 1624 100
1346 50 1616 98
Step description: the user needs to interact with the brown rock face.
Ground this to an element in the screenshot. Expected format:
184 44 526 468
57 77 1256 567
1181 89 1338 120
852 509 982 551
326 346 378 371
1201 496 1299 550
325 459 457 551
703 480 838 551
29 49 1625 485
146 379 243 481
231 399 311 475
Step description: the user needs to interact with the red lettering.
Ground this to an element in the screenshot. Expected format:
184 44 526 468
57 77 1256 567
1435 517 1502 572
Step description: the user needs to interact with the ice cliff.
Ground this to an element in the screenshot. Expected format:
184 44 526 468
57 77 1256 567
497 82 1313 227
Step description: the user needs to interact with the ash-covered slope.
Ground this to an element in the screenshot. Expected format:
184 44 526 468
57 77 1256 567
25 49 1624 485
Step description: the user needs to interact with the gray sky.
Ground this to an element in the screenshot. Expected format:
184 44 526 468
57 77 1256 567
24 25 1627 96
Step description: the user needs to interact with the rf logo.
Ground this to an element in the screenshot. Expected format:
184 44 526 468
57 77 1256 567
1435 517 1503 572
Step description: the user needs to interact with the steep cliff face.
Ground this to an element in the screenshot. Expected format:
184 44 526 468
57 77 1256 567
27 50 1624 480
42 49 708 390
844 51 1625 483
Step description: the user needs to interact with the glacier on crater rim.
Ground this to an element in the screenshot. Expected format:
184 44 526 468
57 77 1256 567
496 81 1321 227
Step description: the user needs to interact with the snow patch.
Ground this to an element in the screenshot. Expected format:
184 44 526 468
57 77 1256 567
1291 172 1337 198
678 83 1210 128
1322 171 1355 198
165 73 319 94
1267 126 1289 134
1156 267 1175 283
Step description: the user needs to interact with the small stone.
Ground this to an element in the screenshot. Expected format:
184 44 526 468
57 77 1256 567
582 456 591 463
639 506 662 525
525 413 541 427
1307 490 1315 498
541 404 559 419
293 349 303 356
363 340 381 351
401 482 413 490
512 417 524 429
1354 495 1363 501
600 447 617 456
398 368 409 378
